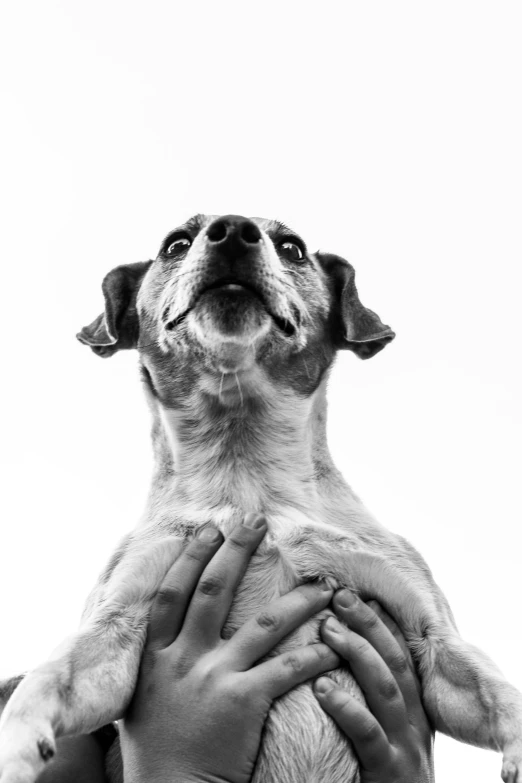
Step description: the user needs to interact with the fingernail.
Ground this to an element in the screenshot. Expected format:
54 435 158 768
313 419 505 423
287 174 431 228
336 589 357 609
325 616 343 633
242 513 267 530
197 525 222 542
314 677 334 694
317 579 333 591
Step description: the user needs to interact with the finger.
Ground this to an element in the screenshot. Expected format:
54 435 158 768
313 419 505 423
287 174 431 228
365 599 425 712
146 525 224 650
224 582 334 669
365 600 411 660
179 514 267 649
321 615 409 740
247 644 340 700
313 677 391 773
332 590 421 713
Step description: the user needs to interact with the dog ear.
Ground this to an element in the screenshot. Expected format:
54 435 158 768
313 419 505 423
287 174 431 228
77 261 153 357
317 252 395 359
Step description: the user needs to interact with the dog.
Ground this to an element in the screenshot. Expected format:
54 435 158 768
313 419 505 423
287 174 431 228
0 213 521 783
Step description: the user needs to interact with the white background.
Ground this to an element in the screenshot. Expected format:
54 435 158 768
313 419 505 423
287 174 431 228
1 1 521 780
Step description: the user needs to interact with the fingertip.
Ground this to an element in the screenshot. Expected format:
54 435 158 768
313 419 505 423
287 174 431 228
321 615 345 638
310 583 335 610
319 617 330 644
317 578 335 593
314 676 335 696
196 524 223 543
333 588 358 613
241 512 268 531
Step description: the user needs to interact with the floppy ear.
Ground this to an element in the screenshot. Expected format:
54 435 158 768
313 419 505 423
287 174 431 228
317 252 395 359
77 261 153 357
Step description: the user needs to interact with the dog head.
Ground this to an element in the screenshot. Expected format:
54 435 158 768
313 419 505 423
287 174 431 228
78 214 394 407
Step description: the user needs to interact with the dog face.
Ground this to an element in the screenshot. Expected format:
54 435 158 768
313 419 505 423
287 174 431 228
78 214 395 408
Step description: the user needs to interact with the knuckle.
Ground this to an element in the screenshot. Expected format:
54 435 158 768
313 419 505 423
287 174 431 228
183 541 208 562
360 609 380 631
378 674 401 702
226 532 251 552
358 718 382 745
195 657 219 683
389 650 409 676
351 637 370 658
155 585 183 607
197 576 226 596
282 653 306 674
255 611 282 633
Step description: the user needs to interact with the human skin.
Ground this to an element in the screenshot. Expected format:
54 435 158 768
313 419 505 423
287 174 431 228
120 515 434 783
36 515 433 782
315 592 434 783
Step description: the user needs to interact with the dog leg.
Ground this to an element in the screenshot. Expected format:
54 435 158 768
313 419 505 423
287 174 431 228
0 678 24 722
420 632 522 782
340 549 522 781
0 535 183 783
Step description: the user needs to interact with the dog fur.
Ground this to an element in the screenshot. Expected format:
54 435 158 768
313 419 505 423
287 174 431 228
0 214 521 783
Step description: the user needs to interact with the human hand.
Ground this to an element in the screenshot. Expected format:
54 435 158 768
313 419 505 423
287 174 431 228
314 591 434 783
120 514 339 783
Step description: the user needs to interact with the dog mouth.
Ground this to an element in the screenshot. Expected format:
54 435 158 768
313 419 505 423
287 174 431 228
165 277 297 338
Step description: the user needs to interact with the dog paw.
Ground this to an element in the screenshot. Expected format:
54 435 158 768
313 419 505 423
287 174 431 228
502 751 522 783
0 720 56 783
0 762 38 783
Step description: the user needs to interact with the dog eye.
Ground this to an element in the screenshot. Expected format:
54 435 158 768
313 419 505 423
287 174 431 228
279 241 304 262
166 237 191 255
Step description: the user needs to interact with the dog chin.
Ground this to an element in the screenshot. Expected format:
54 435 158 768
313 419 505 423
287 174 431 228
187 310 271 374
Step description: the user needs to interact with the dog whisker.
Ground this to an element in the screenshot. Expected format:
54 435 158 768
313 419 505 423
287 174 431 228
302 356 311 381
137 338 160 351
234 373 244 406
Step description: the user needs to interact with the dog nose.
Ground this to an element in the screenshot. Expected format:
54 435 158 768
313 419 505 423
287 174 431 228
206 215 262 259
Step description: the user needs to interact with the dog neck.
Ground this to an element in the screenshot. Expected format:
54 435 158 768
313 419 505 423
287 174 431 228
145 374 335 521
